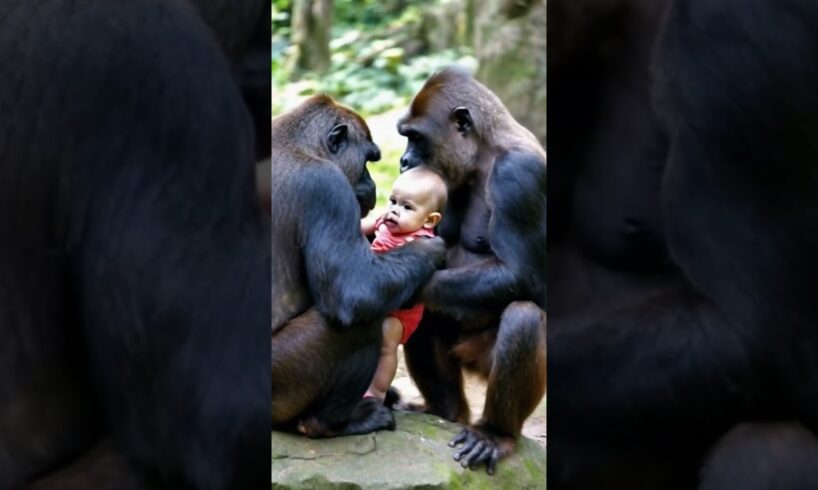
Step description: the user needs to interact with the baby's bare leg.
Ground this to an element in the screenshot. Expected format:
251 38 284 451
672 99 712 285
365 317 404 400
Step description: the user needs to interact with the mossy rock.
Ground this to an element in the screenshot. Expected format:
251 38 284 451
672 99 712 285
271 412 546 489
474 0 547 145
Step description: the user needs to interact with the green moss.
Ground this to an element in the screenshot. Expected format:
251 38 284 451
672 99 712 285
297 475 361 490
446 469 495 490
523 457 545 481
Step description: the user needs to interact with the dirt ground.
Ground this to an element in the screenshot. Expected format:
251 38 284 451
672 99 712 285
392 346 547 449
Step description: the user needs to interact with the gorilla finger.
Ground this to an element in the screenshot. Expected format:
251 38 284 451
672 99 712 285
465 442 491 469
470 444 495 469
453 435 479 461
486 448 501 475
461 440 485 467
449 429 468 447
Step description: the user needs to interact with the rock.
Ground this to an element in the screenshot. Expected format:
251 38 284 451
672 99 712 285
474 0 547 145
271 412 546 489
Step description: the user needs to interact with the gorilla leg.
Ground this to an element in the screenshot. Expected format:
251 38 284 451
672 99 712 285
699 423 818 490
450 302 546 474
271 309 394 437
482 301 546 437
403 311 470 423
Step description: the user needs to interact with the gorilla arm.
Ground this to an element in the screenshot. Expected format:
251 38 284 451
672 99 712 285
422 151 547 316
300 164 445 328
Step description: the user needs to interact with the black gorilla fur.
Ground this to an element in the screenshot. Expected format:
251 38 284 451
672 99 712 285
548 0 818 488
0 1 271 488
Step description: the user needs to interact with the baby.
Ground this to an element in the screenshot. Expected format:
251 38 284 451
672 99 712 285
361 166 448 401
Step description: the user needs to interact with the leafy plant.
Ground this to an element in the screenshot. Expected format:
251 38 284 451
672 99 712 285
272 0 473 116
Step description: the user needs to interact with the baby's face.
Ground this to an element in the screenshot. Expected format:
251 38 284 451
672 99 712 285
382 176 438 234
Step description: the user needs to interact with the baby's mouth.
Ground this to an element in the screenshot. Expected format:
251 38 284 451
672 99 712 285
384 217 398 227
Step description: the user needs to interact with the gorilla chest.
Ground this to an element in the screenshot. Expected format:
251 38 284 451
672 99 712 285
439 187 493 264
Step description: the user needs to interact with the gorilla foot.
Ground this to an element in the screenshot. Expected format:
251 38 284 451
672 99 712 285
298 398 396 438
449 425 516 475
344 397 396 434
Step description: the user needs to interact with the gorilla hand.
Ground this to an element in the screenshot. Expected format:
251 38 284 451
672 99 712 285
404 235 447 269
450 424 516 475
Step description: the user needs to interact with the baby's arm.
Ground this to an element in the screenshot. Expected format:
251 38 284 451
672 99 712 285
361 212 379 236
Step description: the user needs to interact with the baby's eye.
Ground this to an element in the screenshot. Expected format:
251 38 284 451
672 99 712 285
404 204 413 211
389 198 396 205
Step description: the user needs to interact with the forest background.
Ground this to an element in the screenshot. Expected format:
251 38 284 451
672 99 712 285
272 0 546 208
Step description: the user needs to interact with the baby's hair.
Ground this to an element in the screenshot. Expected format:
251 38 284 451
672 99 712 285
399 166 448 212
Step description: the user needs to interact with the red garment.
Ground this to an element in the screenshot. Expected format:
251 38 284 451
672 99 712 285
392 305 425 344
370 217 435 344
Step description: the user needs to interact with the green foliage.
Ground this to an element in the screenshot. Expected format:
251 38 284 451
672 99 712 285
287 49 473 115
271 0 291 39
371 152 402 210
334 0 433 27
271 1 292 114
272 0 474 116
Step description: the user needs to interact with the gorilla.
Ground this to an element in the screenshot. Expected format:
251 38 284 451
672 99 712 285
271 95 446 438
397 67 547 474
0 1 271 488
548 0 818 488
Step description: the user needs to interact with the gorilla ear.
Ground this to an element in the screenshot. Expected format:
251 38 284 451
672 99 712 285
327 124 348 154
452 107 473 134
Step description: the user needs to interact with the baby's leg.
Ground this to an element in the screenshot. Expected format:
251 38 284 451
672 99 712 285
365 317 404 400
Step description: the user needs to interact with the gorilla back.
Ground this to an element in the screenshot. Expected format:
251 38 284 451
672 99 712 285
0 1 270 488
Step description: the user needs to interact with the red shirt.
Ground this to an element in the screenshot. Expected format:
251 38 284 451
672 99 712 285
370 216 436 253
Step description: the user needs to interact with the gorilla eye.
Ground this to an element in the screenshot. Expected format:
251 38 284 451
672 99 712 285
407 131 422 143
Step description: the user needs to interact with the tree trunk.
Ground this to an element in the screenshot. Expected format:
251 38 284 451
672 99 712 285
289 0 332 76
